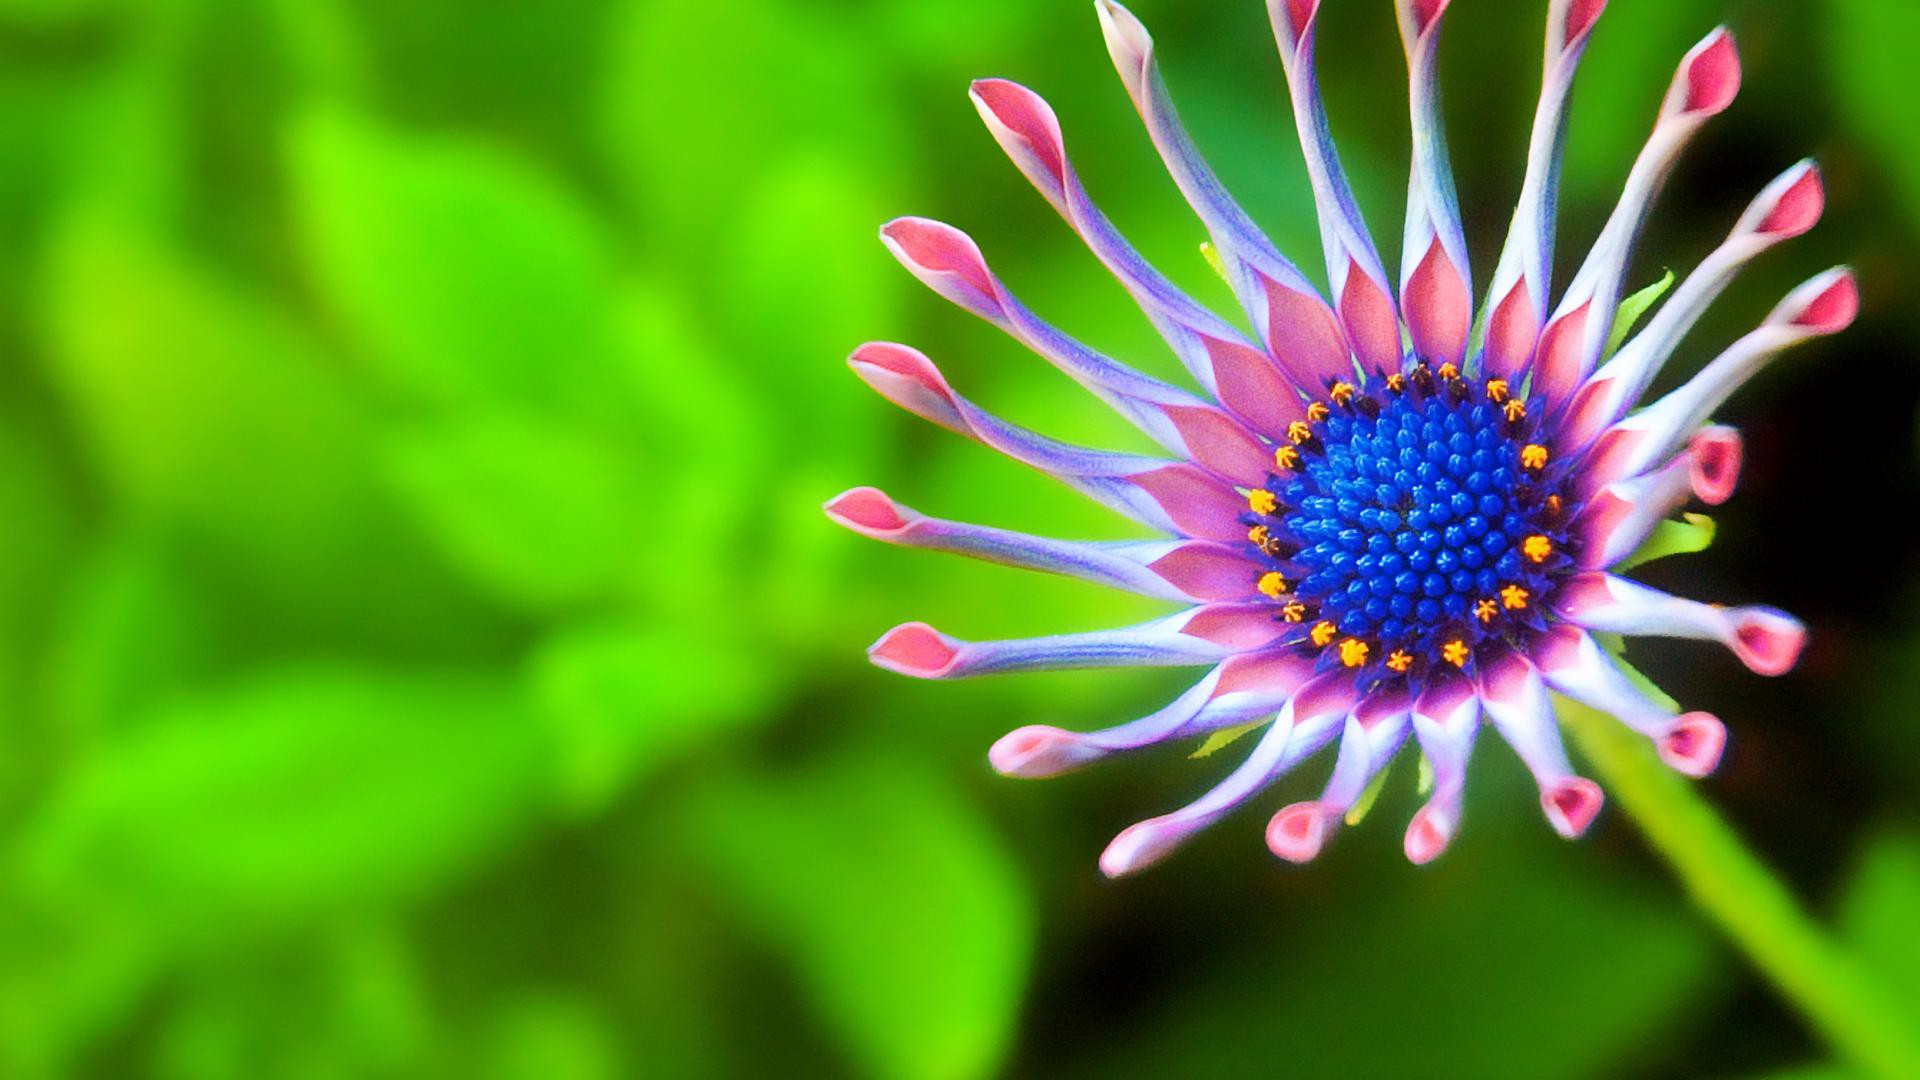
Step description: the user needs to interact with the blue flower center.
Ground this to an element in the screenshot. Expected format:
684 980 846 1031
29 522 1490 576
1245 369 1572 681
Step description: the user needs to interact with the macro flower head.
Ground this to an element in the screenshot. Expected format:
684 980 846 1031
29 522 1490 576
828 0 1854 876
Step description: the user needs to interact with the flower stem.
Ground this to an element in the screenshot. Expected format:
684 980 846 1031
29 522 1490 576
1562 701 1920 1079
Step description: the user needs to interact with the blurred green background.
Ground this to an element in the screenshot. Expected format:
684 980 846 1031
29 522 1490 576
0 0 1917 1076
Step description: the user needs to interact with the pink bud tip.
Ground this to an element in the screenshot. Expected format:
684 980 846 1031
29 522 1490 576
850 340 939 384
1408 0 1449 36
1729 608 1806 676
1542 778 1604 839
878 218 994 293
1758 163 1824 239
1793 271 1859 334
1276 0 1319 39
968 78 1066 175
1100 817 1185 878
1404 804 1455 864
1659 712 1727 777
1688 428 1743 505
1268 802 1336 863
824 488 908 534
988 725 1089 778
1094 0 1151 67
1681 29 1740 116
867 623 960 678
1563 0 1607 48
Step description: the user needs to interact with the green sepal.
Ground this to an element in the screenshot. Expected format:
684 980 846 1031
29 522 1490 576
1615 512 1716 572
1199 240 1228 284
1605 270 1675 358
1189 719 1264 760
1344 750 1397 826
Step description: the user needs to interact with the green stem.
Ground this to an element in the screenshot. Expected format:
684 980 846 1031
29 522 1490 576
1563 702 1920 1079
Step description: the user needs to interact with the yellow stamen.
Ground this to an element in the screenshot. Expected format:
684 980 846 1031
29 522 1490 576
1306 401 1331 423
1310 620 1338 647
1545 494 1564 516
1287 420 1315 445
1441 639 1471 667
1501 584 1530 610
1504 399 1528 423
1257 571 1290 599
1274 445 1302 471
1475 598 1499 624
1248 488 1278 515
1386 372 1407 394
1437 361 1460 381
1338 638 1370 668
1520 443 1549 470
1330 382 1356 406
1281 600 1309 623
1521 535 1553 564
1247 524 1271 547
1385 649 1413 673
1485 378 1510 404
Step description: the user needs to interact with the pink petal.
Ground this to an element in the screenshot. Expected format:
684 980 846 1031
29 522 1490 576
1405 238 1470 365
1341 265 1403 374
1146 543 1270 602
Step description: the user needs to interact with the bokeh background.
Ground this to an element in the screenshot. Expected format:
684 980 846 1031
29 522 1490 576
0 0 1915 1076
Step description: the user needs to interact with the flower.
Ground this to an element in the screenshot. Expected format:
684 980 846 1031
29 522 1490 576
828 0 1855 876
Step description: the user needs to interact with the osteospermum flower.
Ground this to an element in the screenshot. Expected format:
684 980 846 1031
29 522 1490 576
829 0 1855 875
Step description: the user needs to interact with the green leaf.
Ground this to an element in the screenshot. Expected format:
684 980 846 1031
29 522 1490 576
0 406 81 745
286 105 616 413
1831 0 1920 234
1838 832 1920 1013
480 992 624 1080
152 922 433 1080
384 414 641 615
599 0 902 245
526 622 775 816
684 753 1032 1080
44 532 217 743
42 212 377 582
1615 512 1716 572
36 210 489 656
1189 719 1264 760
1606 269 1675 357
14 665 549 933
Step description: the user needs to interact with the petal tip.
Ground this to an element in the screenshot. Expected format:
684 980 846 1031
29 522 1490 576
1100 817 1180 878
1680 27 1741 117
1404 804 1455 864
1792 269 1859 335
1094 0 1149 57
1660 712 1728 777
1267 802 1335 863
823 487 909 535
1407 0 1450 37
1687 427 1743 505
1757 161 1825 240
1562 0 1607 48
1543 778 1604 839
1730 607 1806 676
868 622 960 678
1271 0 1321 42
988 725 1088 778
